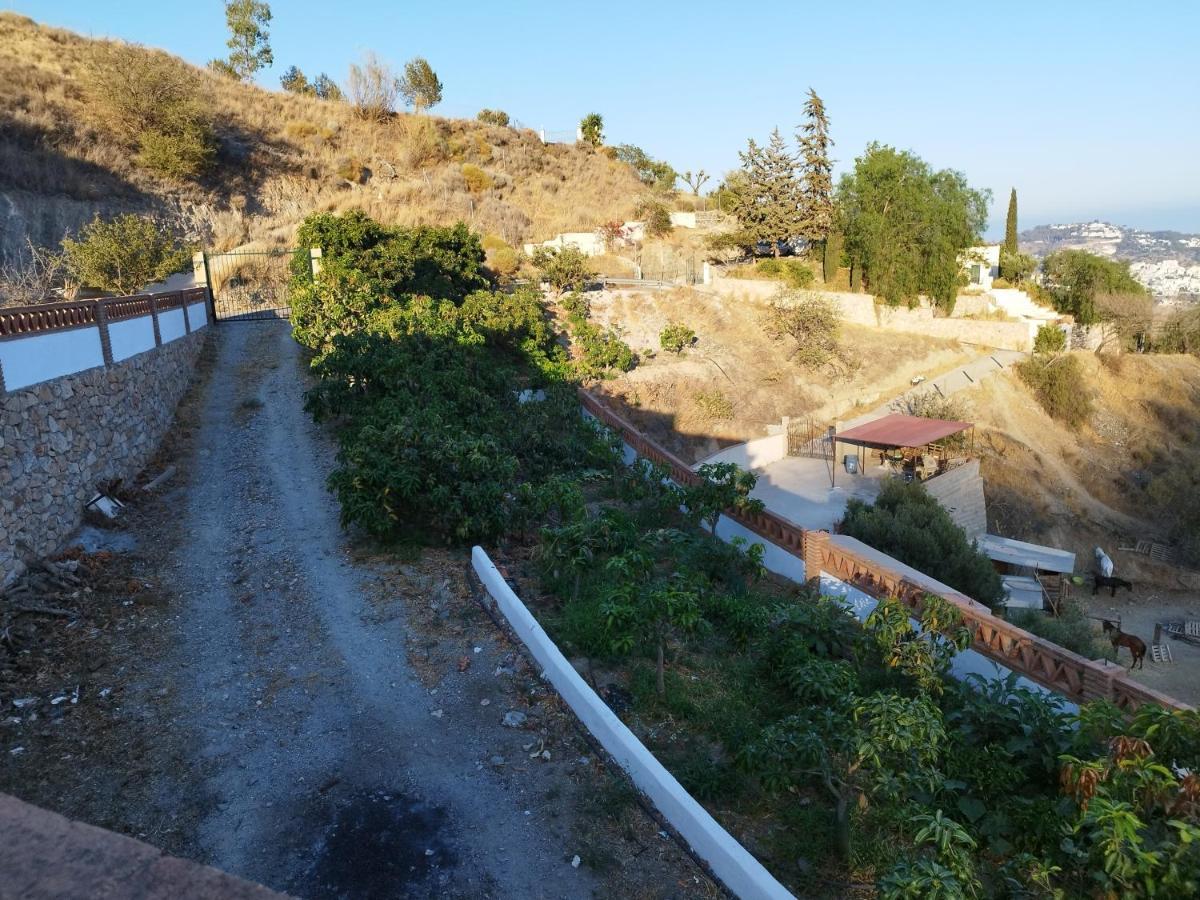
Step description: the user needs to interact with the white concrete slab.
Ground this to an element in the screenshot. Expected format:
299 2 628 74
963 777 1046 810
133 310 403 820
750 455 885 532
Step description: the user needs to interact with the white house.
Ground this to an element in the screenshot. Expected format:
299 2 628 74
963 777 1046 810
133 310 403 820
960 244 1001 291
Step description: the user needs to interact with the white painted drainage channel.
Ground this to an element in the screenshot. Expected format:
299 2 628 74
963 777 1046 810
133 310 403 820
471 547 795 900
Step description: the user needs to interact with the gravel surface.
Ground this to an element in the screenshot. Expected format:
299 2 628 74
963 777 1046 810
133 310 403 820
158 322 601 897
149 323 716 899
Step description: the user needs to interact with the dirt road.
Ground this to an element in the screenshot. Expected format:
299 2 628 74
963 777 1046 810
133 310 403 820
149 323 678 898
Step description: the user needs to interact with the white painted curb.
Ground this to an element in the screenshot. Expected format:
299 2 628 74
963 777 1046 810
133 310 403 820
471 546 795 900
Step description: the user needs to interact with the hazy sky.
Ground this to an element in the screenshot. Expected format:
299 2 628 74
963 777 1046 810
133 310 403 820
12 0 1200 236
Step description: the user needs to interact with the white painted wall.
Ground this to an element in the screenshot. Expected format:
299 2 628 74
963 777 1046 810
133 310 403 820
696 433 786 471
186 302 209 331
0 327 105 390
108 317 157 363
158 308 187 344
669 211 697 229
472 547 795 900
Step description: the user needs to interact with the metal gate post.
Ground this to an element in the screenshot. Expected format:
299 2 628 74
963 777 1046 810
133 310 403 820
200 251 216 324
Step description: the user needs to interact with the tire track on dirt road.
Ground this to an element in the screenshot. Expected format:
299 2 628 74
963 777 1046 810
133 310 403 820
162 323 601 898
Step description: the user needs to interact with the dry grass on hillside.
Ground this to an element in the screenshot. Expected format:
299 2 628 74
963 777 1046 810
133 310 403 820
0 12 645 250
585 287 972 461
975 353 1200 575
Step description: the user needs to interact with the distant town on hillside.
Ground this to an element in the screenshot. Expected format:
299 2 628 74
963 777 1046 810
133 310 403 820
1021 221 1200 301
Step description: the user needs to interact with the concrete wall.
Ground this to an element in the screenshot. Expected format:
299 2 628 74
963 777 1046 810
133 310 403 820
696 433 786 470
472 548 793 900
1 305 209 587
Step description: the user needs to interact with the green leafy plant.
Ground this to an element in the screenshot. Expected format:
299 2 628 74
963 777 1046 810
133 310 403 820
532 246 595 294
659 322 696 354
476 108 510 127
1033 323 1067 354
579 112 604 147
682 462 765 535
61 214 190 295
841 480 1006 607
1015 353 1093 428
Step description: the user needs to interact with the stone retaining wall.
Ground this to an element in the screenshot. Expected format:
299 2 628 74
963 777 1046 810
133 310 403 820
1 328 207 587
709 276 1035 351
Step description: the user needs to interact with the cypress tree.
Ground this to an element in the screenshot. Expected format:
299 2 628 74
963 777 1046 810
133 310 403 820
1004 188 1018 256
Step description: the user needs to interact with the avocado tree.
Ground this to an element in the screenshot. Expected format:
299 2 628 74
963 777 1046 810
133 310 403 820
682 462 765 535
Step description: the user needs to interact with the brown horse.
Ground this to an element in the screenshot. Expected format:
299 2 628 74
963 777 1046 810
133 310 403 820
1103 620 1146 670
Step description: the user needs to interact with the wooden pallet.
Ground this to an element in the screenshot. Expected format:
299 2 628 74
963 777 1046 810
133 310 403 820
1152 644 1174 664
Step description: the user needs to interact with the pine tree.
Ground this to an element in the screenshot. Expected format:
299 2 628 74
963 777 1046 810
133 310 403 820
730 129 801 256
1004 188 1018 257
280 65 310 94
796 88 835 251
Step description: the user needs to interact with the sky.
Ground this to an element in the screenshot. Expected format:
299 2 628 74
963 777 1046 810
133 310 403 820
11 0 1200 237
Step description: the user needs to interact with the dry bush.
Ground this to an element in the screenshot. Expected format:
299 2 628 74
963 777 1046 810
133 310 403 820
461 164 493 193
0 239 68 306
762 290 854 374
346 51 399 120
691 390 734 422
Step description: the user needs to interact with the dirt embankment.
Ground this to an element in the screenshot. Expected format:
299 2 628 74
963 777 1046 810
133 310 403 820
972 353 1200 704
586 286 972 462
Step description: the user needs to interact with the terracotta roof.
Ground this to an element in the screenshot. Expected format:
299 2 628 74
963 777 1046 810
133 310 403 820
833 413 972 449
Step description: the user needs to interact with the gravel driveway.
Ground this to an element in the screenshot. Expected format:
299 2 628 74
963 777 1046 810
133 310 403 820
161 322 603 898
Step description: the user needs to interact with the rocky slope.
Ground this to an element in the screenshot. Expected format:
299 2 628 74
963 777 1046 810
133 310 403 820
0 13 645 265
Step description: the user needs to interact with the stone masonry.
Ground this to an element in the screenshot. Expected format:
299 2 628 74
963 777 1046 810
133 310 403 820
0 328 208 587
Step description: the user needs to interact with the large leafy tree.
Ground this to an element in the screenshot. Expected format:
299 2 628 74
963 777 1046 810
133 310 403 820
1041 249 1147 325
838 143 989 313
796 88 835 249
213 0 272 81
729 129 801 257
614 144 677 192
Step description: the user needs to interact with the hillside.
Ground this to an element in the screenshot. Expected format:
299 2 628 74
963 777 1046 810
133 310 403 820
0 13 645 263
1020 221 1200 300
585 287 972 461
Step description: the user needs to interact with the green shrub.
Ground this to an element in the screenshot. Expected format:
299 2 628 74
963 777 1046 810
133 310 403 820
1033 323 1067 354
572 320 635 378
476 108 510 127
1008 603 1110 660
134 121 215 180
659 322 696 354
757 258 816 288
290 211 488 349
461 163 493 193
841 479 1006 607
1015 354 1092 428
636 200 672 237
86 43 215 180
61 214 190 295
335 157 368 184
531 246 595 294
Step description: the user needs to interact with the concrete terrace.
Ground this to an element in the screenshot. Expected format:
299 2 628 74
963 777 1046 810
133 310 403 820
749 454 887 532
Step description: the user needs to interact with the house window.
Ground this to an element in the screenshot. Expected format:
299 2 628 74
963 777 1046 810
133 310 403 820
969 264 982 285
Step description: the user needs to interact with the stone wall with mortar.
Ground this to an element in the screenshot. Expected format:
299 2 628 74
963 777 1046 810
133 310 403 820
1 328 207 587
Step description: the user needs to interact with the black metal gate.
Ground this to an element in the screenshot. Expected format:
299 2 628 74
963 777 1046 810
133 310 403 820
203 248 308 321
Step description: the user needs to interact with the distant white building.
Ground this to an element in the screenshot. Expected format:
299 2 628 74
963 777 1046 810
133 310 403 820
960 244 1001 291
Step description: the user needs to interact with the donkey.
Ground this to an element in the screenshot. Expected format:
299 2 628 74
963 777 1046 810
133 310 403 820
1102 620 1146 670
1093 573 1133 597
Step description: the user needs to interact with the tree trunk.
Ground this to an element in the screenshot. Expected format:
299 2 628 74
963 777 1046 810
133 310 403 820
656 640 665 696
834 793 851 861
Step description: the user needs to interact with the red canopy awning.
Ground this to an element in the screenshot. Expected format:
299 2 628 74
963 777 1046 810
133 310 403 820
834 413 972 449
